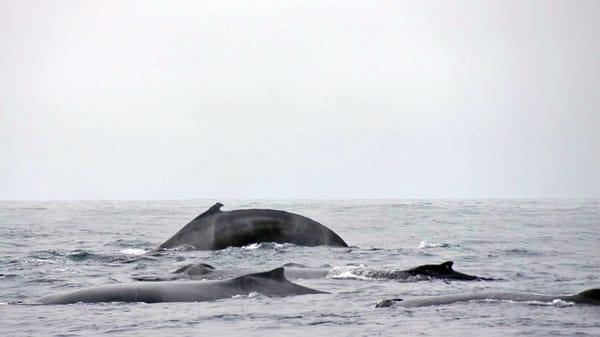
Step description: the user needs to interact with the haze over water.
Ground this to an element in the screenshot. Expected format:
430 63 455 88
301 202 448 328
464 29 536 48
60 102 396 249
2 1 599 200
1 199 598 336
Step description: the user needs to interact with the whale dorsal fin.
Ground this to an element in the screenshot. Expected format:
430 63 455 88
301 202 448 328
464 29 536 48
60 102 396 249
575 288 600 303
192 203 223 221
441 261 454 270
236 267 286 282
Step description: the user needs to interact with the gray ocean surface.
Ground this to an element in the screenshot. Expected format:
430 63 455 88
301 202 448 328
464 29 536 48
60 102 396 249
0 199 599 336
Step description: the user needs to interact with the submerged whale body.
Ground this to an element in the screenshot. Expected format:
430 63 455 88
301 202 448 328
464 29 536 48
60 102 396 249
334 261 497 281
132 262 329 282
159 203 348 250
38 268 326 304
132 261 495 282
375 288 600 308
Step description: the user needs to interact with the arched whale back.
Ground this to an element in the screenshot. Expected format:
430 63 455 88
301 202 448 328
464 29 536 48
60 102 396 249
38 268 327 304
173 263 215 275
159 203 348 250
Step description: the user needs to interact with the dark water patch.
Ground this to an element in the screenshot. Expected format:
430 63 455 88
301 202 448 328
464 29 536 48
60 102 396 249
21 249 152 265
0 273 18 279
121 255 160 264
201 313 245 321
304 313 367 326
24 277 63 284
503 248 543 257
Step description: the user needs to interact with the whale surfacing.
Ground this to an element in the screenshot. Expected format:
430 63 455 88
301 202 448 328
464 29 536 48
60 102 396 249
375 288 600 308
132 261 495 282
159 203 348 250
38 268 327 304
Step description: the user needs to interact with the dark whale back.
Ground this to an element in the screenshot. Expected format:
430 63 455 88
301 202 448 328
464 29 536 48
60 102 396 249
159 203 348 250
405 261 494 281
39 268 327 304
571 288 600 305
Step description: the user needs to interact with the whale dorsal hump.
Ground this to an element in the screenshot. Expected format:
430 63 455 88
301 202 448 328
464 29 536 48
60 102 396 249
192 203 224 221
441 261 454 270
375 298 403 308
576 288 600 302
173 262 215 275
236 267 287 282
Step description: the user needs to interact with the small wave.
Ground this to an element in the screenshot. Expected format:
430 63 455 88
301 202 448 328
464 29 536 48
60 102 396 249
477 299 574 307
282 262 308 268
66 250 98 261
28 250 63 260
120 248 148 255
520 299 574 307
418 240 459 249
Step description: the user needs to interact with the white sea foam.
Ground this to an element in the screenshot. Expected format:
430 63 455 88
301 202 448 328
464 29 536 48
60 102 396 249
418 240 455 249
327 266 374 280
241 242 290 250
550 299 574 307
120 248 147 255
232 292 260 299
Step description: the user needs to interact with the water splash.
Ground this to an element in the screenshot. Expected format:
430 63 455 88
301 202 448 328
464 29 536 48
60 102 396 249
120 248 148 255
418 240 458 249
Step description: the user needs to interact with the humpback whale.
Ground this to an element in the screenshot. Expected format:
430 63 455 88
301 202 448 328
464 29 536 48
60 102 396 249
159 203 348 250
132 261 495 282
132 262 329 281
375 288 600 308
381 261 496 281
38 268 327 304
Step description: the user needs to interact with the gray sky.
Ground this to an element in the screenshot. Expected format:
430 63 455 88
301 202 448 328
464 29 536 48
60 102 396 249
1 0 599 200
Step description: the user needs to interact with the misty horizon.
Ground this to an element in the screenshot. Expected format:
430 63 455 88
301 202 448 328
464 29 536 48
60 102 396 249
2 1 599 200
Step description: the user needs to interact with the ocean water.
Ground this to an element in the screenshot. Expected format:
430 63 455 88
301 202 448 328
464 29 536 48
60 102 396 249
0 199 598 336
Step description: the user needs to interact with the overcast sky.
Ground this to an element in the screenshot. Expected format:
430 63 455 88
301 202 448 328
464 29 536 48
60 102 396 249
1 1 599 200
